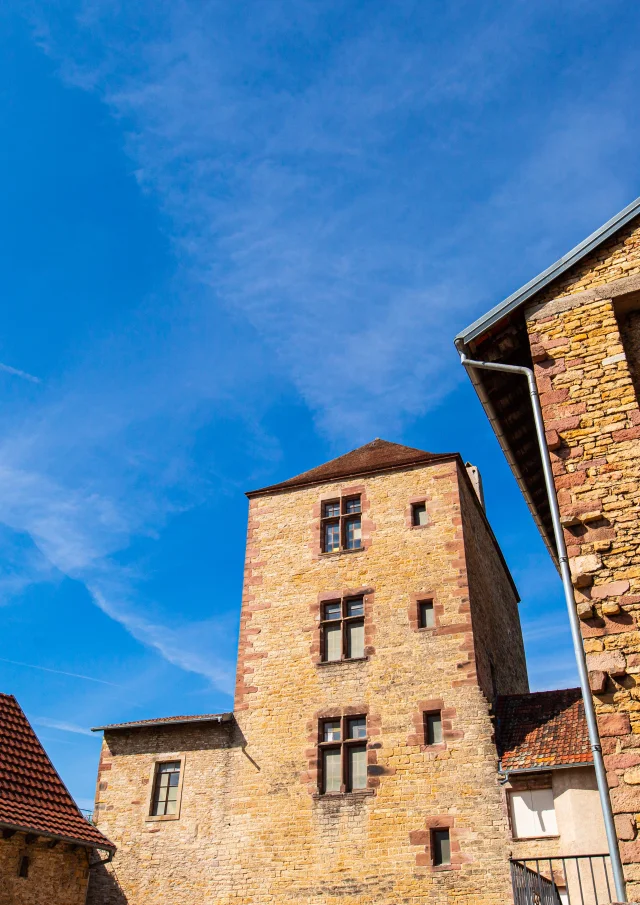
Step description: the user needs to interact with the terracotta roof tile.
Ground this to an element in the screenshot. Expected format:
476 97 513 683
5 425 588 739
0 694 114 850
92 712 233 731
247 438 458 496
496 688 592 772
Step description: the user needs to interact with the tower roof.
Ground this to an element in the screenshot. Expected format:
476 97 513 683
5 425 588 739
247 439 459 497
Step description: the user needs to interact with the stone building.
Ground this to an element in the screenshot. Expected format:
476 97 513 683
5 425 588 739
0 692 115 905
455 196 640 898
88 439 609 905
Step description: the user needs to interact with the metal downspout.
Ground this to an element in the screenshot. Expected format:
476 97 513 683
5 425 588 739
456 347 627 904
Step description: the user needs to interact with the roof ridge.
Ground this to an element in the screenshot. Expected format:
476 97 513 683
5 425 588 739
247 438 459 497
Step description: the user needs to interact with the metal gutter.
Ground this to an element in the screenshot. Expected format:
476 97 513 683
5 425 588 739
455 196 640 347
92 713 233 732
454 337 558 564
499 761 594 777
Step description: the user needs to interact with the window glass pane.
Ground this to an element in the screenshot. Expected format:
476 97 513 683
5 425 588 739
323 602 341 620
324 522 340 552
346 597 364 617
158 761 180 773
348 745 367 790
425 713 443 745
346 620 364 659
433 829 450 865
347 717 367 739
345 517 361 549
412 503 428 526
419 601 435 628
323 748 341 792
165 799 177 815
323 501 340 518
344 497 361 514
323 720 341 742
324 624 342 661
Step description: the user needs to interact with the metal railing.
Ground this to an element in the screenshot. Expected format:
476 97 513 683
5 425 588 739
510 855 614 905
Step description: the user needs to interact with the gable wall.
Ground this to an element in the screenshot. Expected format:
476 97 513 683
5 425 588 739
523 214 640 895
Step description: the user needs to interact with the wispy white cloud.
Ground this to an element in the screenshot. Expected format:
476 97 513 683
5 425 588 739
30 715 95 737
0 656 120 687
0 362 41 384
9 0 639 696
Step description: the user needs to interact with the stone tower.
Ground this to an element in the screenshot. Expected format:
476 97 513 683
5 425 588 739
88 439 529 905
233 439 527 903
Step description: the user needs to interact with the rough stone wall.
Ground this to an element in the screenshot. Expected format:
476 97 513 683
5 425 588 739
524 217 640 896
457 472 528 702
91 459 524 904
87 722 235 905
0 831 90 905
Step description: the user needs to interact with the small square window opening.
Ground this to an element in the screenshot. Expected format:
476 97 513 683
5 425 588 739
418 600 435 629
432 829 451 866
424 712 443 746
412 502 428 527
151 761 181 817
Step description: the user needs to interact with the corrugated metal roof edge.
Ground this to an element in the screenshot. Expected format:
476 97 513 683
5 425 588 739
91 712 234 732
455 195 640 347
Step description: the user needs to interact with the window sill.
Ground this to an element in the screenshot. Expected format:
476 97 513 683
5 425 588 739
410 524 430 530
416 626 436 633
319 547 364 558
431 863 454 872
145 813 181 822
313 789 375 800
512 834 560 841
316 657 369 667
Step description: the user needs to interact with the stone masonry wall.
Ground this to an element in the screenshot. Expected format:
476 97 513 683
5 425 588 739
87 721 235 905
524 213 640 897
90 458 525 905
457 473 528 702
234 461 521 905
0 830 90 905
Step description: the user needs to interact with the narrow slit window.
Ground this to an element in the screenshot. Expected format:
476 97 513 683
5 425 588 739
17 855 29 878
424 711 443 746
321 496 362 553
418 600 435 629
320 596 366 662
432 829 451 866
151 761 181 816
319 716 368 794
412 502 428 526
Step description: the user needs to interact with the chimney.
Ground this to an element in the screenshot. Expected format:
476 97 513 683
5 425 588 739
465 462 485 510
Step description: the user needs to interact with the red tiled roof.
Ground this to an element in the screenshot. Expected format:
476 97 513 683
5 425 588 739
0 694 114 850
496 688 593 772
92 712 233 731
247 438 459 496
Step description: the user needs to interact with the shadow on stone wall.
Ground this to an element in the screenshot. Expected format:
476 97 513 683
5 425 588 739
87 863 128 905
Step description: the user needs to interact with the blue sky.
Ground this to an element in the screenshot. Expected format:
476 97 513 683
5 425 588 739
1 1 639 809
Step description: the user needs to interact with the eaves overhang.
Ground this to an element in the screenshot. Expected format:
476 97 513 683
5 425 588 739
453 196 640 562
92 712 234 732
